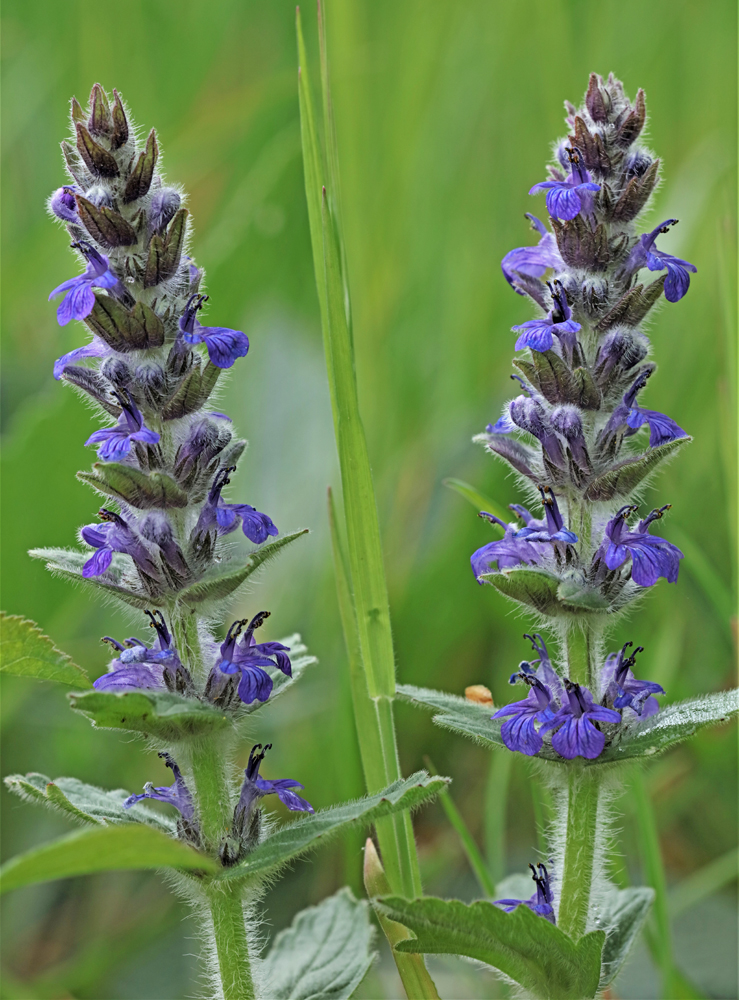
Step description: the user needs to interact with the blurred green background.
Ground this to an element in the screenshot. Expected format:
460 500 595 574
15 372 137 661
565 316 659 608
1 1 736 997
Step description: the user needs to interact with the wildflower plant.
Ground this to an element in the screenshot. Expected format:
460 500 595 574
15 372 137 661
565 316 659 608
374 75 738 997
0 84 448 1000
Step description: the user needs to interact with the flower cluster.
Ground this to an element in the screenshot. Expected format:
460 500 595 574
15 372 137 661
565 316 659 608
493 634 664 760
44 85 276 608
472 73 690 618
95 610 291 709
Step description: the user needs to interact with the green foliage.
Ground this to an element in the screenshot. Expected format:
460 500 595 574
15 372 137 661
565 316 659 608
261 887 375 1000
0 613 90 687
376 895 605 1000
68 688 232 739
4 772 175 831
28 547 151 609
597 887 655 988
0 824 215 895
220 771 448 882
583 438 690 502
176 530 309 606
77 462 189 509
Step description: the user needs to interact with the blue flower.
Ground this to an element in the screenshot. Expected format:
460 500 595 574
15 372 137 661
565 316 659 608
94 611 189 693
85 390 160 461
124 752 195 821
493 635 566 755
80 508 159 580
511 280 580 353
541 681 621 759
529 146 600 221
48 242 120 326
49 185 81 223
625 407 687 447
509 395 567 467
496 863 555 923
471 511 552 583
501 215 564 294
514 488 578 545
623 219 697 302
232 744 314 836
600 642 664 718
597 504 684 587
53 338 109 380
194 466 278 545
179 294 249 369
207 612 291 706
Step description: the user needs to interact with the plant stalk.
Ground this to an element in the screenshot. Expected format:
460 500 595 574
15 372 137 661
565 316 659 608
207 883 256 1000
557 764 600 940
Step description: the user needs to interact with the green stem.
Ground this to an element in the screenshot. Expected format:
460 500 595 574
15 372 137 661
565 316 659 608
564 624 596 688
557 766 600 940
207 883 256 1000
171 607 254 999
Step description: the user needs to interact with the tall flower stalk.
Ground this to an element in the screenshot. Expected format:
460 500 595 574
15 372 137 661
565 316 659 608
0 84 447 1000
377 73 738 998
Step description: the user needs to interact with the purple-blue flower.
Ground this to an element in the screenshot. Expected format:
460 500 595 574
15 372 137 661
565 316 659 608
49 185 81 223
600 370 686 450
179 294 249 369
80 508 159 579
600 642 664 718
48 242 120 326
501 215 564 294
529 146 600 221
514 488 578 545
94 611 186 692
53 338 109 380
232 744 314 834
124 752 195 820
471 511 550 583
509 395 567 467
623 219 697 302
496 863 555 923
208 612 291 706
493 635 565 755
541 681 621 759
85 390 160 462
194 466 278 545
597 504 684 587
511 281 581 353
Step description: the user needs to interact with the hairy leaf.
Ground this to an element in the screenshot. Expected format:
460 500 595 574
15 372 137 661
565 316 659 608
220 772 448 882
397 683 507 751
262 887 375 1000
584 438 689 502
376 895 604 1000
78 462 188 509
0 824 214 895
177 530 309 606
596 887 654 987
600 690 739 762
4 772 175 832
29 547 151 610
68 688 232 739
0 613 91 687
483 568 561 615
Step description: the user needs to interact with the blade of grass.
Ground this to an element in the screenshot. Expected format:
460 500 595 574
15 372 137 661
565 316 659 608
442 477 511 524
669 846 739 918
668 525 734 639
424 756 495 897
297 2 423 915
484 751 512 889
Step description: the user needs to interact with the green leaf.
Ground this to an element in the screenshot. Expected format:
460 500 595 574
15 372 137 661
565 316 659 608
0 613 91 687
77 462 188 509
220 771 448 882
599 690 739 762
4 772 175 832
29 547 150 610
485 568 562 615
262 887 376 1000
376 895 604 1000
0 824 215 895
68 688 232 740
597 887 655 987
176 530 309 605
397 684 508 752
584 438 689 502
441 478 511 524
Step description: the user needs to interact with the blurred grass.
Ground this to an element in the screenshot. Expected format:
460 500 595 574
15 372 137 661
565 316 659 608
1 1 736 997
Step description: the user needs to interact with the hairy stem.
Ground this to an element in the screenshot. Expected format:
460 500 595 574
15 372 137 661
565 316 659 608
564 624 597 689
207 883 256 1000
557 765 600 939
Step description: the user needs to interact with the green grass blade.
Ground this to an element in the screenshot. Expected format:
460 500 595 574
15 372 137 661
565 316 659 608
442 478 511 524
484 748 512 889
669 846 739 917
425 757 495 897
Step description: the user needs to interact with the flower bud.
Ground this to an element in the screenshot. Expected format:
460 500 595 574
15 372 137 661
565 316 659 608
624 149 653 179
101 356 133 388
49 186 80 223
86 185 114 209
149 188 181 232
